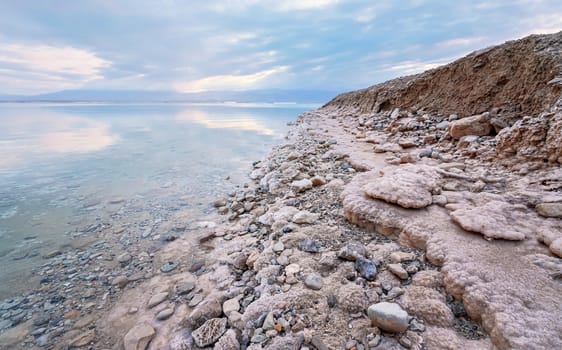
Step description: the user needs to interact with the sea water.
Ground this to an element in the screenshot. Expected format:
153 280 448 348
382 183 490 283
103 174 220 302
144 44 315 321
0 102 314 299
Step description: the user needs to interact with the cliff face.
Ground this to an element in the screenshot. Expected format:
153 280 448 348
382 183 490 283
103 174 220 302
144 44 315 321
325 32 562 119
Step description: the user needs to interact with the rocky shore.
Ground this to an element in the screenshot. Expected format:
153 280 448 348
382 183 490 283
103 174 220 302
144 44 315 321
2 32 562 350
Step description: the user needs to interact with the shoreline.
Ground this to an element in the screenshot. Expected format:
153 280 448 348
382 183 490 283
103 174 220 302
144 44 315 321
2 104 561 349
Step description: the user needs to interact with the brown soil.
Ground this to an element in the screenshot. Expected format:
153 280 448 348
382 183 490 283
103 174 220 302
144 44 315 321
325 31 562 120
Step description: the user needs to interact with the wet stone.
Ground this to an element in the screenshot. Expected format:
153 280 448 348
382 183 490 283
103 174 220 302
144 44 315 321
176 281 195 295
160 261 178 273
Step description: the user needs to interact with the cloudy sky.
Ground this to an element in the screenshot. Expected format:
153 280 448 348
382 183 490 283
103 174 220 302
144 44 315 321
1 0 561 95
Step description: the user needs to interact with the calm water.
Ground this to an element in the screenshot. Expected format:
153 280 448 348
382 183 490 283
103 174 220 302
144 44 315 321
0 102 313 299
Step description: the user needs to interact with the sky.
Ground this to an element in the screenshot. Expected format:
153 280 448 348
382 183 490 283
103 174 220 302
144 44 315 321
1 0 561 95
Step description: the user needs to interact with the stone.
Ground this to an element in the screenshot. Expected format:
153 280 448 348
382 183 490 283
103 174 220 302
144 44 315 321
389 252 416 263
124 323 156 350
363 165 440 209
214 198 228 207
112 275 129 288
387 264 409 279
398 138 416 148
69 330 96 347
290 179 313 192
311 176 326 186
448 113 492 139
338 241 368 261
536 203 562 218
222 297 240 316
367 302 410 333
189 298 223 327
176 281 195 295
191 318 227 348
285 263 301 276
246 251 260 269
304 273 323 290
117 253 132 265
160 261 178 273
355 257 377 281
214 329 241 350
272 242 284 253
147 292 168 308
36 334 49 347
297 239 322 253
156 308 175 320
292 211 320 224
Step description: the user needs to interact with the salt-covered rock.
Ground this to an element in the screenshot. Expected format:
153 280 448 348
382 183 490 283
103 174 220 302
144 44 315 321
192 318 227 348
449 200 531 240
292 211 319 224
363 165 440 209
367 302 409 333
214 329 240 350
290 179 313 192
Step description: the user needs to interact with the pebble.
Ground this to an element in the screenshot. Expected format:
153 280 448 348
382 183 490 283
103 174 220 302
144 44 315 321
36 334 50 347
367 302 410 333
304 273 323 290
222 297 240 316
188 294 204 307
111 275 129 288
69 330 96 347
292 211 319 224
160 261 178 273
272 242 285 253
176 281 195 295
117 253 132 265
355 257 378 281
387 264 409 279
297 239 322 253
290 179 313 192
156 308 175 321
338 241 368 261
147 292 168 308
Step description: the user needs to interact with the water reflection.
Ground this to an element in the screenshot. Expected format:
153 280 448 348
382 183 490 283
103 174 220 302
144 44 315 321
0 108 118 170
175 109 275 135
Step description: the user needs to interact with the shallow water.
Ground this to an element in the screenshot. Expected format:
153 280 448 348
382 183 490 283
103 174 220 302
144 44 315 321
0 102 313 299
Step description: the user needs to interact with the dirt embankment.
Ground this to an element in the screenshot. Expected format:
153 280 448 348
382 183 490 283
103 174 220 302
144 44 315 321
325 32 562 120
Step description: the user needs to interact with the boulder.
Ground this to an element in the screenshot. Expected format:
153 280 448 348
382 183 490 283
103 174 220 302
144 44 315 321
448 113 492 139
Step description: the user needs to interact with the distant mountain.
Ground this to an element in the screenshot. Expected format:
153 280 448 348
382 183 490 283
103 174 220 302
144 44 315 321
0 89 341 104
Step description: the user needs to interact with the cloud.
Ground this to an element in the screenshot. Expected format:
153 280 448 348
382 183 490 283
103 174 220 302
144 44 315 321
384 60 448 75
174 66 289 92
211 0 339 12
435 36 486 48
0 42 110 94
